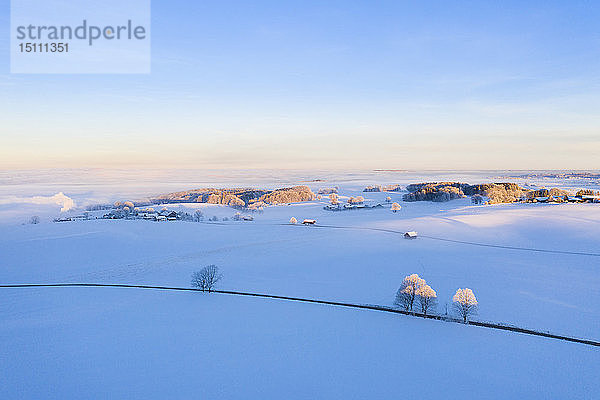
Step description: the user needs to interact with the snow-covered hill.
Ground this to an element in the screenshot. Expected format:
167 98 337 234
1 170 599 398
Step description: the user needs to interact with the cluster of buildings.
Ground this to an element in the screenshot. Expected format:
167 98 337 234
363 184 402 192
55 208 258 224
54 214 93 222
55 209 184 223
525 195 600 204
323 203 384 211
129 210 179 221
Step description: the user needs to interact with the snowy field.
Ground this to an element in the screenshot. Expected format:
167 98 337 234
2 288 598 399
1 169 599 398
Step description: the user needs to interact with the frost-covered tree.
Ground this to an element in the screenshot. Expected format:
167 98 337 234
471 194 484 205
193 210 204 222
416 284 437 315
179 212 193 221
191 265 223 292
329 193 339 205
391 202 401 212
29 215 40 224
347 195 365 204
395 274 426 311
289 217 297 224
385 196 392 203
452 288 478 323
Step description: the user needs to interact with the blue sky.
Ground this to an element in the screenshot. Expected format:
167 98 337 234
1 0 599 169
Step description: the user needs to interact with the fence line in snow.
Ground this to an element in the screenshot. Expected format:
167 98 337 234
287 223 600 257
1 283 598 347
193 221 600 257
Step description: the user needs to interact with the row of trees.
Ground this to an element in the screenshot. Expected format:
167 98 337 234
190 269 478 323
394 273 478 322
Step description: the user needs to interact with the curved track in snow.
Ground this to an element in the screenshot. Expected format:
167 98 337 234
277 223 600 257
1 283 598 347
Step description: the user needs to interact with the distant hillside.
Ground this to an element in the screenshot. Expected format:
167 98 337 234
148 186 315 209
403 182 466 202
403 182 569 204
503 172 600 180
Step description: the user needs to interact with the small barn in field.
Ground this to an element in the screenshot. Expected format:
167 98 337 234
404 231 418 239
302 219 316 225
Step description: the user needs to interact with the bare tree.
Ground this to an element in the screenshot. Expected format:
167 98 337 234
416 284 437 315
179 212 193 221
452 288 478 323
29 216 40 224
395 286 413 311
394 274 425 311
193 210 204 222
191 265 223 292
